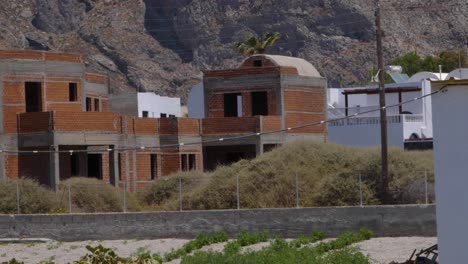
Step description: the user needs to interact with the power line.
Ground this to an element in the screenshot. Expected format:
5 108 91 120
2 85 446 155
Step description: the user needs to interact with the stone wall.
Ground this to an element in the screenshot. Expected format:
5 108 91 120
0 205 435 242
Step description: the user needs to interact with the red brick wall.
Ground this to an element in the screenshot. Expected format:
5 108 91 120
133 118 158 135
284 86 325 134
208 94 224 118
3 106 24 133
0 50 43 60
202 117 260 134
101 152 110 183
17 112 51 133
136 153 152 181
285 113 325 133
159 118 179 135
44 52 82 63
101 99 109 112
284 87 324 113
4 154 19 179
3 81 25 104
45 82 81 102
53 112 120 132
204 67 281 77
85 73 108 84
261 116 282 132
161 152 180 176
47 104 81 112
178 119 200 135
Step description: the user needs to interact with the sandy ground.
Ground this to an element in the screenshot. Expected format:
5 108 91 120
0 237 436 264
355 237 438 264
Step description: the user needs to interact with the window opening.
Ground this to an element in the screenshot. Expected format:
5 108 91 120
251 91 268 116
25 82 42 112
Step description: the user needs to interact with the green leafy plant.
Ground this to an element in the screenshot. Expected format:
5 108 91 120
233 32 281 56
75 244 125 264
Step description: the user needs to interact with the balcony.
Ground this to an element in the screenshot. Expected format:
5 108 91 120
201 116 282 135
18 112 121 134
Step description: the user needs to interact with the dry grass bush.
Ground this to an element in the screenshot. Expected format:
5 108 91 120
0 178 56 214
58 177 140 213
139 141 434 210
138 171 209 211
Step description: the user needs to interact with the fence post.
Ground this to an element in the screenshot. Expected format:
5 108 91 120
359 174 363 207
123 180 127 213
425 170 428 205
16 183 20 214
68 183 72 214
179 175 183 212
236 174 240 210
295 172 300 208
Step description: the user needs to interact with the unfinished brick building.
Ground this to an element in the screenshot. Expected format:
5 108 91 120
0 50 326 191
0 50 203 191
201 54 327 170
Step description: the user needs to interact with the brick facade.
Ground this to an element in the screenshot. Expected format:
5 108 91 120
1 51 325 192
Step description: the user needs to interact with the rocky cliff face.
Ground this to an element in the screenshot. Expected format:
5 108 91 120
0 0 466 102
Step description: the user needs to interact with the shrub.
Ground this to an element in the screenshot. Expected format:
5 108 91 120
0 178 56 214
140 141 434 209
59 177 140 213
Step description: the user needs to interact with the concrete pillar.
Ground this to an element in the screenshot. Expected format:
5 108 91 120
110 146 119 186
132 150 137 192
256 142 264 156
49 145 60 191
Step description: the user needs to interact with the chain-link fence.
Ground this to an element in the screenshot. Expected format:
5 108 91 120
3 170 435 214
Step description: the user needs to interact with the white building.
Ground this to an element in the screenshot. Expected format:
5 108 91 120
327 71 448 149
109 92 181 118
430 69 468 262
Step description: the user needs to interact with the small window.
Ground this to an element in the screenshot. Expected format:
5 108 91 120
160 113 167 118
69 83 78 102
169 114 176 118
142 111 149 118
86 97 92 112
94 98 100 112
150 154 157 180
253 59 263 67
181 154 196 171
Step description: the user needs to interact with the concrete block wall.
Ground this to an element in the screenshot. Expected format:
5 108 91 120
0 205 436 241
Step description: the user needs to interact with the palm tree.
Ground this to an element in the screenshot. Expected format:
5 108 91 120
233 32 282 56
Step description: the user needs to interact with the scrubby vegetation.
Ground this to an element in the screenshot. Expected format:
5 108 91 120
0 141 433 214
0 178 56 214
1 229 373 264
58 177 140 213
140 141 434 210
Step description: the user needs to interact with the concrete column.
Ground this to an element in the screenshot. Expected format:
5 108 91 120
111 146 119 186
255 142 264 156
0 151 5 180
132 150 137 192
49 145 60 191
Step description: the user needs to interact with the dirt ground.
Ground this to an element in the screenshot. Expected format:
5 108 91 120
0 237 437 264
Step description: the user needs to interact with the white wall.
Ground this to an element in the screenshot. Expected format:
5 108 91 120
431 82 468 262
328 121 404 148
137 93 181 118
188 83 205 118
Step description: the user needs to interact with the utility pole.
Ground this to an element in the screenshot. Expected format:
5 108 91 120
375 0 389 203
